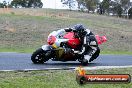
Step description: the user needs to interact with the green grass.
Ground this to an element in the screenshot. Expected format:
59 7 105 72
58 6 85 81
0 68 132 88
0 9 132 54
0 48 34 53
0 48 132 55
101 50 132 55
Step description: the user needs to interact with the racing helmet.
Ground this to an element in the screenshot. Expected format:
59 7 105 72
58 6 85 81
73 24 85 33
73 24 86 37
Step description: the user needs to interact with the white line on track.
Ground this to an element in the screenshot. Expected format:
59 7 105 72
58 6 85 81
83 65 132 70
0 65 132 71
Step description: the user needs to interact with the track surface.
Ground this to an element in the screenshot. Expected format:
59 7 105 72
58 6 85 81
0 52 132 70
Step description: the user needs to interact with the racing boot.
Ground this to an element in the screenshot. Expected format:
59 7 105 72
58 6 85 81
81 55 91 66
84 55 92 62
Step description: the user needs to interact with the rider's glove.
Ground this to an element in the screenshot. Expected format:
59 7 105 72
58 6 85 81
64 28 72 32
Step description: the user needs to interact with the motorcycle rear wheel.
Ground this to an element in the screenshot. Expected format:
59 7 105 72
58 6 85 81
31 48 47 64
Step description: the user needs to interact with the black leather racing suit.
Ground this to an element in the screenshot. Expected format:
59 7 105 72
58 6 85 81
73 29 98 62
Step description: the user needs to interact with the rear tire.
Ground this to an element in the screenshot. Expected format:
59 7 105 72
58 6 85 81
31 48 47 64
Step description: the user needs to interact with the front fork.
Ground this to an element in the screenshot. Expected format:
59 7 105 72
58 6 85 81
41 45 55 59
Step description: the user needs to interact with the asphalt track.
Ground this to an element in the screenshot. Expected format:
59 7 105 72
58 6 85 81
0 52 132 71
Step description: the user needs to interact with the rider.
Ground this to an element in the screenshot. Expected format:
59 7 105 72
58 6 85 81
64 24 98 63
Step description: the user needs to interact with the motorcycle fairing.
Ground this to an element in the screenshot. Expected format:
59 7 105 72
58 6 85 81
47 35 56 45
42 45 52 51
52 38 69 48
47 30 81 49
63 32 81 49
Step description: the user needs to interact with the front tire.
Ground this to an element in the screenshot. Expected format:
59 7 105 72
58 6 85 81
31 48 47 64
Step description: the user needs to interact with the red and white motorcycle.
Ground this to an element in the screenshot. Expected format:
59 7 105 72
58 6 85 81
31 29 107 65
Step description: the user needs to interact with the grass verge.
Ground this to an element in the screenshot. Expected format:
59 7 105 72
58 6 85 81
0 9 132 54
0 48 132 55
101 50 132 55
0 48 35 53
0 68 132 88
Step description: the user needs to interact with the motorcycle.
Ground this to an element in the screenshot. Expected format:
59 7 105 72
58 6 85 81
31 29 107 65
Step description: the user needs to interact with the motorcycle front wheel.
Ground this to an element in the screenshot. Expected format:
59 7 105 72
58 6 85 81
31 48 47 64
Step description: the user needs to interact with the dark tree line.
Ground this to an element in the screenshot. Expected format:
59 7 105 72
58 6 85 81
61 0 131 18
61 0 99 12
77 0 99 13
0 0 11 8
0 0 43 8
0 0 131 18
99 0 130 15
61 0 76 10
